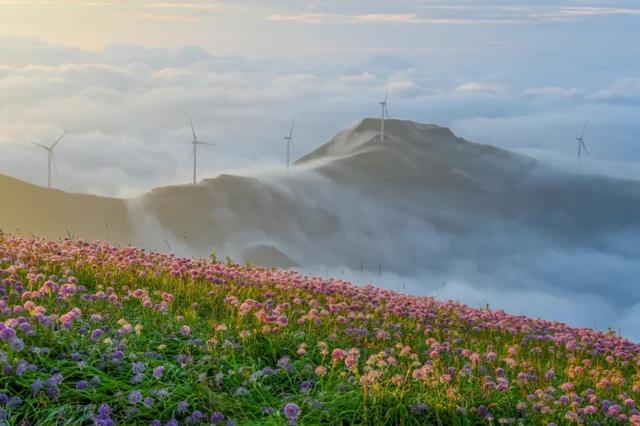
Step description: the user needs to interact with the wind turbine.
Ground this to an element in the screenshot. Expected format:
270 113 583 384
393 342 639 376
284 118 295 168
379 90 389 143
30 130 67 189
576 120 589 171
189 119 215 185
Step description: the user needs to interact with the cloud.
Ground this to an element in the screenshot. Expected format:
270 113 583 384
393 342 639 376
456 82 500 94
140 12 209 23
551 6 640 17
0 38 639 198
522 86 586 97
268 4 640 26
267 13 519 25
337 72 377 83
588 78 640 105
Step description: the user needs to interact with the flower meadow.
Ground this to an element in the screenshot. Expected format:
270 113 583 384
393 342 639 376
0 235 639 425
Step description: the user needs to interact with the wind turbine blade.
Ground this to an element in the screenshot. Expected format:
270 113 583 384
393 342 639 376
289 118 296 138
51 129 68 149
580 120 589 139
581 141 590 156
197 141 216 146
384 89 388 103
190 119 198 142
29 141 49 150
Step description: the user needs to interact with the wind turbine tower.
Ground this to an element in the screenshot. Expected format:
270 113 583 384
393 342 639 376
379 91 389 143
30 130 67 189
284 118 295 168
576 120 590 171
190 120 215 185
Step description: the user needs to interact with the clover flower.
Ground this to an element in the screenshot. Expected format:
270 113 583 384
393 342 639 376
211 412 225 423
128 390 142 404
283 403 299 420
152 365 164 378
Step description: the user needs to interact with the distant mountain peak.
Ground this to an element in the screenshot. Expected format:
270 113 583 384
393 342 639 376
296 118 458 165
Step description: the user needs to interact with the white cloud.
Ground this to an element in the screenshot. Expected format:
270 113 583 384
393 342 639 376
589 78 640 104
456 81 500 94
267 13 520 25
337 72 377 83
267 4 640 26
522 86 586 97
0 38 639 198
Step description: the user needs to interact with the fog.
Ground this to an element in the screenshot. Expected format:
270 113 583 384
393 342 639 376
120 119 640 340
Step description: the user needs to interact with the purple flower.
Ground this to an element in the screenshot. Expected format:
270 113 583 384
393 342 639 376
91 329 104 342
48 373 63 387
153 366 164 378
47 386 60 399
1 328 16 340
177 400 190 412
16 360 29 376
300 380 314 392
31 379 44 393
98 404 112 417
7 396 21 408
191 411 205 422
477 405 490 418
283 403 300 420
180 325 191 336
166 419 178 426
144 397 154 407
9 338 24 352
128 390 143 404
130 373 144 385
132 362 145 374
211 412 225 423
76 380 89 390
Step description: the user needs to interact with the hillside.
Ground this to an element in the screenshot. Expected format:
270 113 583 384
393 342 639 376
0 235 638 424
0 174 133 245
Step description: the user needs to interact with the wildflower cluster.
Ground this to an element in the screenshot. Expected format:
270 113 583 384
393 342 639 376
0 234 638 425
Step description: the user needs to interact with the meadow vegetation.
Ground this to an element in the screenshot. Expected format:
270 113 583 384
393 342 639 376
0 234 638 425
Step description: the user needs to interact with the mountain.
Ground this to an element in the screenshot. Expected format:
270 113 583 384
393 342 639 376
0 173 132 244
296 118 640 239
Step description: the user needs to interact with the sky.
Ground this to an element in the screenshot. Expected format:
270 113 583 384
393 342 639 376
0 0 639 195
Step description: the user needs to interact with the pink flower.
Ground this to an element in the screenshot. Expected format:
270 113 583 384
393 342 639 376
331 348 347 362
